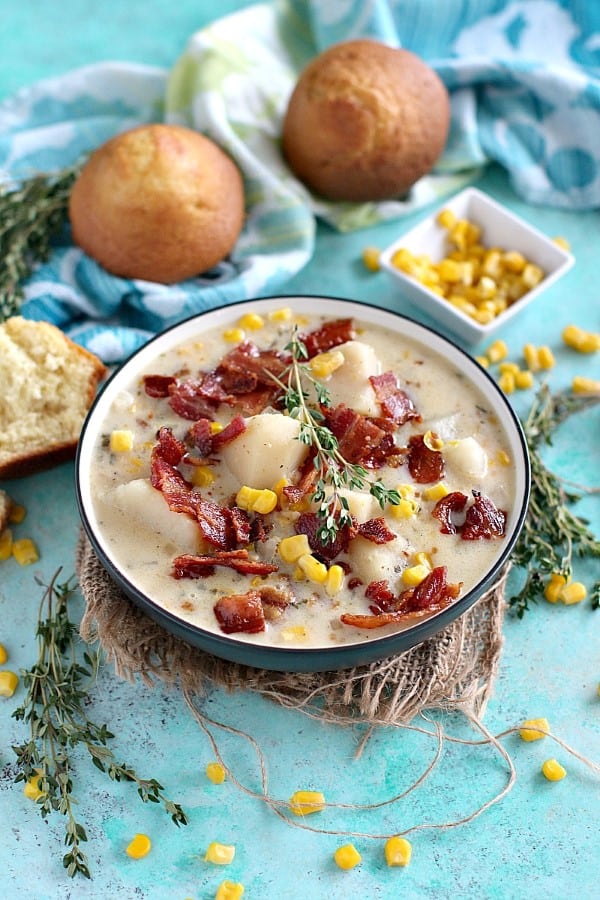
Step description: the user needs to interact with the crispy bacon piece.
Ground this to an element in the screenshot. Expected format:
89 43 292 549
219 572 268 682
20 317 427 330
154 426 186 466
295 512 356 561
341 566 461 628
399 565 462 613
432 491 468 535
365 579 397 613
324 405 396 468
301 318 355 358
369 372 421 426
282 454 319 505
168 378 218 421
187 418 213 456
172 550 278 578
213 590 266 634
218 341 290 389
406 434 445 483
461 491 507 540
212 414 247 449
357 518 396 544
143 374 176 398
230 506 251 545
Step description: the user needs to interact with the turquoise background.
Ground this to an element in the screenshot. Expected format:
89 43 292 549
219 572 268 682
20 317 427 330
1 3 599 899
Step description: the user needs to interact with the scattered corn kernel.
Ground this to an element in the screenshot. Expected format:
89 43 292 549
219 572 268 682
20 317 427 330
402 564 430 587
325 564 345 597
8 504 26 524
414 551 433 570
498 371 516 394
389 498 419 519
541 758 566 782
436 207 456 229
423 430 444 451
235 486 277 514
0 529 12 561
521 262 544 288
362 246 381 272
475 355 489 369
223 328 245 343
206 762 226 784
23 772 45 801
384 836 412 867
544 573 567 604
210 421 225 434
110 429 134 452
289 790 326 816
205 842 235 865
334 844 362 870
281 625 309 641
126 833 152 859
297 553 328 584
522 343 540 371
487 339 509 363
559 581 587 605
519 717 550 742
309 349 345 379
267 307 292 322
293 566 305 582
497 449 511 466
12 538 39 566
562 324 600 353
537 346 555 369
278 534 311 564
498 361 520 375
238 312 264 331
515 369 535 390
0 644 7 664
552 236 570 251
190 466 215 488
0 670 19 697
572 376 600 395
423 481 449 502
215 881 245 900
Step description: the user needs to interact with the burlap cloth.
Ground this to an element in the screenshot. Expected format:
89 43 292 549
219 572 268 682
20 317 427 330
76 530 507 726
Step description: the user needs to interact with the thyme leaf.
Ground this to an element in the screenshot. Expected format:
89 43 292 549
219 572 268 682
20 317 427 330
0 163 83 321
12 570 188 879
509 385 600 617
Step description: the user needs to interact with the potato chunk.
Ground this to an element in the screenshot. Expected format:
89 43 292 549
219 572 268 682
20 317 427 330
345 532 413 587
109 478 200 551
444 437 488 480
220 413 309 489
324 341 381 416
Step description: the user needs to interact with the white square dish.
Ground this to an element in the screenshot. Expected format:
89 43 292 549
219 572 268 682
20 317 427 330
379 187 575 345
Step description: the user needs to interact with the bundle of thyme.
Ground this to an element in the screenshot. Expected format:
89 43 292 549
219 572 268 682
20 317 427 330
0 164 82 321
509 384 600 617
273 328 400 544
12 571 187 879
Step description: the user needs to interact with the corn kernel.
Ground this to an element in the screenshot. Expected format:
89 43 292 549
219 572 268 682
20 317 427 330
334 844 362 870
402 564 430 586
391 247 417 273
521 263 544 288
436 208 456 229
553 236 570 251
475 355 489 369
12 539 39 566
502 251 527 274
559 581 587 605
223 328 245 343
473 308 495 325
515 370 535 390
293 566 305 582
562 324 600 353
477 276 497 300
389 498 418 519
23 772 45 801
384 836 412 867
438 258 462 282
519 717 550 742
215 881 245 900
309 349 345 379
414 551 433 569
523 343 540 372
267 307 292 322
238 312 264 331
0 529 13 561
482 249 503 279
544 573 567 604
278 534 311 564
450 219 470 251
572 376 600 395
362 246 381 272
297 553 328 584
110 429 134 452
210 421 225 434
206 762 226 784
126 833 152 859
448 295 477 316
325 564 344 597
498 361 520 375
497 449 511 466
423 482 449 502
0 644 7 664
281 625 309 641
190 466 215 488
205 842 235 865
498 371 516 394
289 790 326 816
537 346 555 370
236 486 277 514
541 758 566 782
423 430 444 451
8 504 26 524
0 670 19 697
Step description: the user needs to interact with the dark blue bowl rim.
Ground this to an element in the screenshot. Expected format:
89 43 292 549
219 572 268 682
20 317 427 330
75 294 531 673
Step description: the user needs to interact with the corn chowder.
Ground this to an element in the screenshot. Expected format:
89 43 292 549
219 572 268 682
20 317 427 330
90 309 516 648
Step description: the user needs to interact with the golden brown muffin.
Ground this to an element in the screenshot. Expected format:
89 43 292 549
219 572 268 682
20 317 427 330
69 124 245 284
282 39 450 202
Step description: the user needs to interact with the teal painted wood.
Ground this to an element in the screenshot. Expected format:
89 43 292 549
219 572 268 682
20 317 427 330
1 3 599 898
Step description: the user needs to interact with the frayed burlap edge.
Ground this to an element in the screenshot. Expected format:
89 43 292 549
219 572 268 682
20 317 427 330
76 530 507 726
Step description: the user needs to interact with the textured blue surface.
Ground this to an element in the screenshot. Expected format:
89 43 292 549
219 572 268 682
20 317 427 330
1 3 599 899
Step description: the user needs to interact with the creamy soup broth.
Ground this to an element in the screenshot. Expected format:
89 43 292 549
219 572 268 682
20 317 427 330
90 310 516 648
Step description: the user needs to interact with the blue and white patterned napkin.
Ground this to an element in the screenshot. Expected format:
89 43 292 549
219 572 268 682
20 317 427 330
1 0 598 362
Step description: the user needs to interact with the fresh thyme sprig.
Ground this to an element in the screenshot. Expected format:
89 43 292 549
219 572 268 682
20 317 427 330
273 328 400 544
12 570 188 879
0 163 82 321
509 385 600 617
